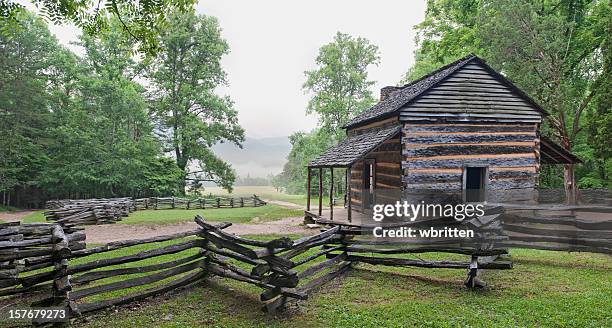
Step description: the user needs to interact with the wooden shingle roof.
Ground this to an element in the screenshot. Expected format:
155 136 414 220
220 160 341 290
540 136 582 164
344 54 476 129
308 125 401 168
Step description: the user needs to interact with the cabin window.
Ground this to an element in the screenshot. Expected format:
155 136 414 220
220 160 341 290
363 159 376 209
463 166 487 202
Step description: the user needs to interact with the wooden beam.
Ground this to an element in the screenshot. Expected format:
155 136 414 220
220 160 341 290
318 167 323 216
347 167 352 222
306 168 311 211
329 168 334 220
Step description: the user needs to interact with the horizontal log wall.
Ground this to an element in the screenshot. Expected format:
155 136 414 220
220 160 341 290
402 123 539 202
346 117 402 212
350 134 402 211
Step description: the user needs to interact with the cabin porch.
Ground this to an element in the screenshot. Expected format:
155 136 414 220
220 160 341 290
304 207 370 225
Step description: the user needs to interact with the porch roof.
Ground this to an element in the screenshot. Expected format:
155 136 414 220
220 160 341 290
308 125 401 168
540 136 582 164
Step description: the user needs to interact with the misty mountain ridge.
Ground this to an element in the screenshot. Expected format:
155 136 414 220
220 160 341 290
211 136 291 179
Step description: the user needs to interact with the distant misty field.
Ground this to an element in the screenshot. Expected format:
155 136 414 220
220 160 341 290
202 186 314 206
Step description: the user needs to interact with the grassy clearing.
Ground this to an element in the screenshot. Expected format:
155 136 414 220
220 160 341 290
19 211 45 223
15 204 302 225
75 248 611 328
204 186 325 207
1 186 309 224
1 234 610 327
123 204 302 225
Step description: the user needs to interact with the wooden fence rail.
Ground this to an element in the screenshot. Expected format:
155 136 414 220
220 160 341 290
43 195 267 227
0 216 350 320
134 195 266 210
3 204 610 322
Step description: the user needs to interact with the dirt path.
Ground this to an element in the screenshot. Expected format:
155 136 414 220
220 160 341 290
0 210 35 222
262 199 304 210
1 199 312 244
83 216 314 244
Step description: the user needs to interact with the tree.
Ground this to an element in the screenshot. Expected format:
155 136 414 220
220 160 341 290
303 32 380 137
0 10 58 205
275 32 380 194
278 129 337 194
403 0 611 199
479 0 610 200
0 0 197 54
41 17 177 198
148 10 244 192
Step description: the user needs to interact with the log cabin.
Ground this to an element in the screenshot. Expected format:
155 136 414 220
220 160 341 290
305 54 580 223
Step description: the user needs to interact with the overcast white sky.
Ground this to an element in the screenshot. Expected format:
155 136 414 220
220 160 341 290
22 0 427 138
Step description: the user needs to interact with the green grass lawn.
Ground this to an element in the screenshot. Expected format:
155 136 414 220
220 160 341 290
15 204 302 225
2 187 312 224
19 210 45 223
70 247 610 328
124 204 302 225
1 232 610 328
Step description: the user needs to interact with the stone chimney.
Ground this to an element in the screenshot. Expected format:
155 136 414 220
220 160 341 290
380 86 401 101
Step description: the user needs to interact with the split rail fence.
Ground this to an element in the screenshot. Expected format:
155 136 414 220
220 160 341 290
494 203 612 254
0 215 353 321
43 195 266 227
134 195 267 210
2 204 611 323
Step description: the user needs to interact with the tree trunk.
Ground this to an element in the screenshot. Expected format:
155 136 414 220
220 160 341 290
560 136 577 204
563 164 577 205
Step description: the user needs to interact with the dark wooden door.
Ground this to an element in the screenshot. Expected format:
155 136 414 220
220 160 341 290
464 166 487 202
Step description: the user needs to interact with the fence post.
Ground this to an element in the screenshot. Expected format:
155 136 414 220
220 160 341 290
216 198 220 208
240 197 244 207
172 197 175 209
50 225 74 323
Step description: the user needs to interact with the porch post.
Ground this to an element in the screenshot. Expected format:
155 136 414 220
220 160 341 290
346 166 352 222
318 167 323 216
329 168 334 220
306 168 311 211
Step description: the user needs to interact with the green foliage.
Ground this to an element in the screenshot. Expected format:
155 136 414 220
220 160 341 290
0 11 56 202
148 10 245 193
276 32 380 194
0 0 197 55
1 10 244 206
303 32 380 135
404 0 611 189
277 129 336 194
40 19 160 197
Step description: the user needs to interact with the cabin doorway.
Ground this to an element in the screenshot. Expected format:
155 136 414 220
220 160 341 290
363 159 375 209
464 166 487 202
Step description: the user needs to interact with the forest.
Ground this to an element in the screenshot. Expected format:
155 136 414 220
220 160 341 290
0 9 244 207
274 0 611 195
